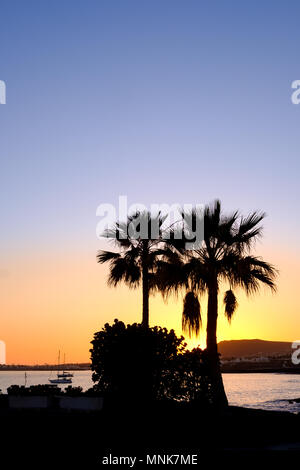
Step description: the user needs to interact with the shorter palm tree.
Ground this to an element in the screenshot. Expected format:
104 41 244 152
97 211 178 328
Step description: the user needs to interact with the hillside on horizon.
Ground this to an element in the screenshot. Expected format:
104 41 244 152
218 339 292 358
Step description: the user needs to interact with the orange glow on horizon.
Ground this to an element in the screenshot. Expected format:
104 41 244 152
0 243 299 364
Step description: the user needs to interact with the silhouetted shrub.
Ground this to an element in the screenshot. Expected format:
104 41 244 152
168 348 212 402
90 319 211 404
6 384 97 397
7 384 61 396
84 387 102 396
64 386 83 396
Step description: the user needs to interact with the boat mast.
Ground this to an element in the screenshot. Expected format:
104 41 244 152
57 350 60 375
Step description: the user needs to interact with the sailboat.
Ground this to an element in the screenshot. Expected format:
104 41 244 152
49 351 72 384
57 353 74 378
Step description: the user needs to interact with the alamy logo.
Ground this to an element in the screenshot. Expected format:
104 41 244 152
291 80 300 104
0 341 6 364
96 196 205 249
291 341 300 365
0 80 6 104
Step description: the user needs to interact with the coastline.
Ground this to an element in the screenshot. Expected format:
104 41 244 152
222 368 300 374
1 365 300 374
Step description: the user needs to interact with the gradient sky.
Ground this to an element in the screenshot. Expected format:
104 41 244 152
1 1 300 363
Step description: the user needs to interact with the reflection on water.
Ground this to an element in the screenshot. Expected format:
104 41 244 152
1 371 300 413
0 370 94 393
223 373 300 413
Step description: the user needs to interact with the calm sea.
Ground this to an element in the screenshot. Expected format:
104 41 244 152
1 371 300 413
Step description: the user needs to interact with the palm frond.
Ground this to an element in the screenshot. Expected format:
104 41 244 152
103 224 132 248
223 289 238 323
186 258 209 293
163 227 187 253
225 255 277 294
182 291 201 337
233 212 265 252
239 212 266 236
108 257 140 288
250 269 277 292
155 259 188 298
204 199 221 235
97 250 120 264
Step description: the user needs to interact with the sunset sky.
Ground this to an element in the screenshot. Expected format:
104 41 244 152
1 1 300 363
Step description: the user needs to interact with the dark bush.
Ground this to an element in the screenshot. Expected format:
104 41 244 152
63 386 83 396
6 384 101 397
90 319 211 405
7 384 61 396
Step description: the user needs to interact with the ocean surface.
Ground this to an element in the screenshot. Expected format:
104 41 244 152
223 373 300 413
1 371 300 413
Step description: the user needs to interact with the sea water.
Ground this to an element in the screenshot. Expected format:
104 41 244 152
1 371 300 413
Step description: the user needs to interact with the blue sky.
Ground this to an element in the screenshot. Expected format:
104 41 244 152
1 0 300 258
0 0 300 253
2 0 300 361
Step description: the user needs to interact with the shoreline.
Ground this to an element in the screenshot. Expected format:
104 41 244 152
222 368 300 374
1 366 299 374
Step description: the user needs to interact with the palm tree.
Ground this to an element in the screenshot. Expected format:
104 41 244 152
97 211 178 328
159 200 278 407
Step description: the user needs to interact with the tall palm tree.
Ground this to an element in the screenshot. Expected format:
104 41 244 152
159 200 278 407
97 211 178 328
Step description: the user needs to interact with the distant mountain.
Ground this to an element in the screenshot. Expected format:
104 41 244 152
218 339 292 358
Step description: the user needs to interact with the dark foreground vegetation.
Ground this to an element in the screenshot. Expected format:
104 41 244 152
1 322 300 466
90 320 212 404
1 403 300 467
98 202 278 408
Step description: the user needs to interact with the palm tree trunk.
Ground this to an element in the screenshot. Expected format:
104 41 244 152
142 245 149 328
206 279 228 408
